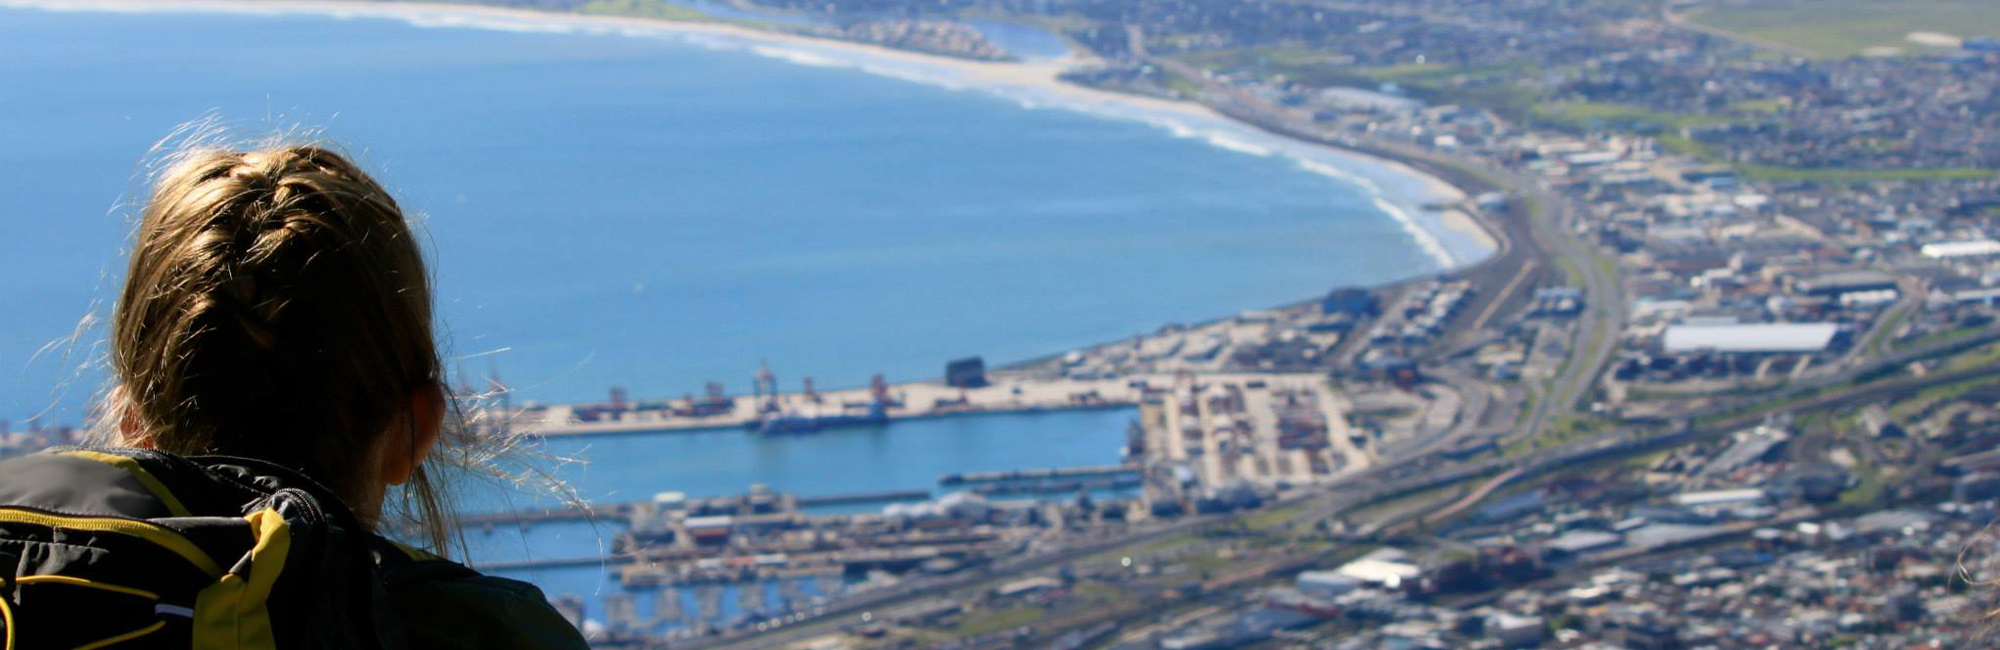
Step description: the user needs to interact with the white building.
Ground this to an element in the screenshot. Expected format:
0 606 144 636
1921 239 2000 259
1662 322 1838 354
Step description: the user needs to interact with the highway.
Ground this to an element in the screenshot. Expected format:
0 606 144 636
1517 179 1623 429
1170 67 1624 438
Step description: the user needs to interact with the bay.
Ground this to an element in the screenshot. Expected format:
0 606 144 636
0 5 1455 423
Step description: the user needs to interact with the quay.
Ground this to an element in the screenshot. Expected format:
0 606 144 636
457 489 933 528
969 476 1141 496
796 490 931 507
512 374 1142 437
615 543 999 588
940 463 1139 485
461 504 630 527
474 536 1009 588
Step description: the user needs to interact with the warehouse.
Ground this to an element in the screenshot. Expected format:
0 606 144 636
1661 322 1840 354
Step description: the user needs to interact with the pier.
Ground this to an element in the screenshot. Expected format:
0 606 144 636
795 490 930 507
939 463 1140 485
969 476 1142 496
461 504 634 527
513 376 1140 437
456 489 933 528
615 543 997 588
476 541 1004 587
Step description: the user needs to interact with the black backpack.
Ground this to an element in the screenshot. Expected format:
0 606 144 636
0 446 441 649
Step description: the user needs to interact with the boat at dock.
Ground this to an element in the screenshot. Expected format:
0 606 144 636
750 407 889 435
969 476 1142 496
939 463 1141 485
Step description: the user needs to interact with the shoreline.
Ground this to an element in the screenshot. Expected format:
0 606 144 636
8 0 1497 270
7 0 1512 409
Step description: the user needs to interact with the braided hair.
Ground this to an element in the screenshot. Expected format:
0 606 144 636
108 145 458 552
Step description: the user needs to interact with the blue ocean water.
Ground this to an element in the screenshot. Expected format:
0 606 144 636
0 5 1454 425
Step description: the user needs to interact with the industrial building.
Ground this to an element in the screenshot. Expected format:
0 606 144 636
1660 322 1840 354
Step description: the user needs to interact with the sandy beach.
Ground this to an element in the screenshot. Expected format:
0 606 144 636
8 0 1496 268
5 0 1209 117
1440 209 1501 253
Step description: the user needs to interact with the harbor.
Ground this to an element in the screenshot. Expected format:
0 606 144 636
512 361 1140 437
471 370 1380 591
446 262 1494 643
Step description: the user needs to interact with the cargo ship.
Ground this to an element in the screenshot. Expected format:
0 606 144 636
749 405 889 435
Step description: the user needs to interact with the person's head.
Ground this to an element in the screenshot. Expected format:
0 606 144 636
102 143 452 547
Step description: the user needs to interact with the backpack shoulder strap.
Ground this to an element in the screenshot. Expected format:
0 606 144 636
0 448 412 650
42 448 195 516
0 448 251 649
0 446 231 519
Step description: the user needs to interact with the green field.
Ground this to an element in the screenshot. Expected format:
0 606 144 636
1532 101 1736 131
579 0 712 23
1687 0 2000 58
950 605 1045 637
1176 47 1543 117
1736 164 2000 182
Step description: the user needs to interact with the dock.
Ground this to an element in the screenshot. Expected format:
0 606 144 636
456 489 932 528
461 504 634 527
940 463 1140 485
796 490 931 507
969 476 1142 496
513 376 1140 437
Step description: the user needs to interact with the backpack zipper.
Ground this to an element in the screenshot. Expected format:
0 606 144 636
0 505 225 578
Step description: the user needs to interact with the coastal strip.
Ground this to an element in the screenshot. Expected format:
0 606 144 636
512 377 1140 437
4 0 1499 271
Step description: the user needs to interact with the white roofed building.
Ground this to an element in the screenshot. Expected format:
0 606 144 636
1922 239 2000 259
1673 488 1767 508
1661 322 1839 354
1335 548 1423 588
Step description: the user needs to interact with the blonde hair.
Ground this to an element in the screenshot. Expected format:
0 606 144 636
104 143 463 552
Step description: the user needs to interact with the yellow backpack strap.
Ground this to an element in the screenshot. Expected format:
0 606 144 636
0 576 14 650
53 450 194 517
192 509 292 650
0 508 222 578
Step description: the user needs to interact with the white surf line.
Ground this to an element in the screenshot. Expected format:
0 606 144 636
7 0 1480 269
